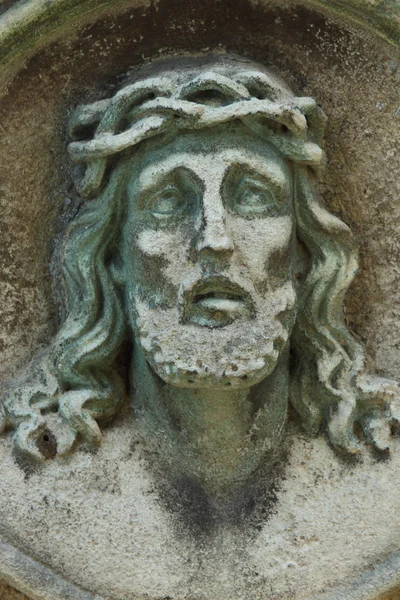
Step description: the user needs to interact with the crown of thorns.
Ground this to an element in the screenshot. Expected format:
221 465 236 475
68 70 327 198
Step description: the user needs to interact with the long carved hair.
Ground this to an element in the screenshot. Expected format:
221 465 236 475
1 56 397 459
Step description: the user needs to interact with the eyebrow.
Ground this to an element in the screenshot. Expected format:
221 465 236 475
133 150 290 193
222 160 291 193
132 165 203 206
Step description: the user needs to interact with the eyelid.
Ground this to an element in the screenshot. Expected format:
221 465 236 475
135 167 202 214
147 184 184 214
145 168 200 194
237 175 268 192
221 166 291 218
223 163 290 209
222 163 287 196
154 183 181 198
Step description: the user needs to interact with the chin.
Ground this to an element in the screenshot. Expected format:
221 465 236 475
148 354 281 390
133 298 292 390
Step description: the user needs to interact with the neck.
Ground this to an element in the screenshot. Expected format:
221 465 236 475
132 342 289 498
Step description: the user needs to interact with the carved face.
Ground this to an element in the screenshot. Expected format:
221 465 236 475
122 126 297 389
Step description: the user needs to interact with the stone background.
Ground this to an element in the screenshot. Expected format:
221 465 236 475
0 0 399 599
0 582 28 600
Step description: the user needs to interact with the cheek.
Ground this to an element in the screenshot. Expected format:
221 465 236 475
134 227 192 287
229 216 294 283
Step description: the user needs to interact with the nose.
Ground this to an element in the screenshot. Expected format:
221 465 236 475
196 188 234 258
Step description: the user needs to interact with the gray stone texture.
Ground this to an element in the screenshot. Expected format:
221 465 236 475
0 1 399 599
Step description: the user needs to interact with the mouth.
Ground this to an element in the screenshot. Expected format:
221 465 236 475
183 277 253 328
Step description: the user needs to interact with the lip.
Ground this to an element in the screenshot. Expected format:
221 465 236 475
183 276 253 328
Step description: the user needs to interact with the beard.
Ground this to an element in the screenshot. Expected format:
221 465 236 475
129 275 297 390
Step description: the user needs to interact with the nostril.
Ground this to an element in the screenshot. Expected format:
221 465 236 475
197 228 234 256
197 236 234 256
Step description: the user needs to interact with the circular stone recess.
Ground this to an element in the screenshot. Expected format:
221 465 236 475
0 1 399 600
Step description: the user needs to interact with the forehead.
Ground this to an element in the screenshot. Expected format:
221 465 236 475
129 125 291 189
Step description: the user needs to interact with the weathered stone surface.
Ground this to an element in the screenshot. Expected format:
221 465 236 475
0 581 29 600
380 590 400 600
0 1 399 600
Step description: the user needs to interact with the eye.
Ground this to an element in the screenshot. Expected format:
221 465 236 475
147 184 185 216
233 176 278 215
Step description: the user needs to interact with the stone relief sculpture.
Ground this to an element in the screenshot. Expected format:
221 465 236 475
1 56 399 495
